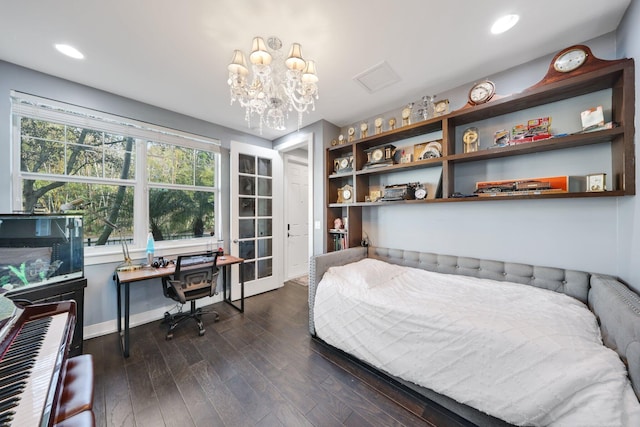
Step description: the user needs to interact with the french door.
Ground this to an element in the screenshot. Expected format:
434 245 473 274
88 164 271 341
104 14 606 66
230 141 283 298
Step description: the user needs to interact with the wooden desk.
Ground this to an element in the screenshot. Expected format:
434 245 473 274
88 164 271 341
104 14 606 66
114 255 244 357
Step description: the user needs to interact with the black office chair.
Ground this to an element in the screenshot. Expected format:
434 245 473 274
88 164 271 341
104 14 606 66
161 252 220 340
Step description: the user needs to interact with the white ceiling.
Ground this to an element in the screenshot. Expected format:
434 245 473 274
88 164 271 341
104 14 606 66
0 0 632 141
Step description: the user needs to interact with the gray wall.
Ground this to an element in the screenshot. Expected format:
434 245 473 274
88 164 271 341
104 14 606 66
0 60 272 334
273 119 340 256
616 0 640 288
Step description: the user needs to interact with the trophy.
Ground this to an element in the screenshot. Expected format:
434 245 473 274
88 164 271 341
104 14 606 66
418 95 436 120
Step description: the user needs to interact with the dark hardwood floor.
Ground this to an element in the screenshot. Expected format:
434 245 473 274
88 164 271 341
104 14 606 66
85 282 459 427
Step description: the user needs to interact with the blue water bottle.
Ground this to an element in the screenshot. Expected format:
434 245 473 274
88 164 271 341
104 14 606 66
146 232 155 266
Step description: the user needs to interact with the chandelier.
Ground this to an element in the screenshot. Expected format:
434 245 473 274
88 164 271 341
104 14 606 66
227 36 319 133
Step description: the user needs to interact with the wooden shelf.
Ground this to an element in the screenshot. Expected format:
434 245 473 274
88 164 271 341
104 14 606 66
447 127 624 163
324 52 635 252
355 157 443 176
329 190 624 208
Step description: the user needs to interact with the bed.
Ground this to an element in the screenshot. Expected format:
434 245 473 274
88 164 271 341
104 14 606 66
309 246 640 426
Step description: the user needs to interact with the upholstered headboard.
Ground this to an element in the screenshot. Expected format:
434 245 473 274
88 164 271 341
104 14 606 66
589 274 640 399
309 246 640 400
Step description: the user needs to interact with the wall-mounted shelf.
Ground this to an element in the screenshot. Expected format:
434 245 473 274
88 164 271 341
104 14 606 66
324 55 635 252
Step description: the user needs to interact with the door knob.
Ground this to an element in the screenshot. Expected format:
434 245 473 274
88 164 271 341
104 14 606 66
233 239 238 244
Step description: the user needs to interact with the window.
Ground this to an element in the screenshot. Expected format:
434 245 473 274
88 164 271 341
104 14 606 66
11 93 221 255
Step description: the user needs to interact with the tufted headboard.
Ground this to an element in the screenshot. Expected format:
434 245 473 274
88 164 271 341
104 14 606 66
309 246 640 401
588 274 640 399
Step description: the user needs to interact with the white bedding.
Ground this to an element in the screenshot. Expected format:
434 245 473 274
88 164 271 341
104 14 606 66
314 258 640 426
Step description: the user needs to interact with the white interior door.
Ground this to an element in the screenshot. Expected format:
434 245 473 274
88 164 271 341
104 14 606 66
230 141 283 298
284 155 309 280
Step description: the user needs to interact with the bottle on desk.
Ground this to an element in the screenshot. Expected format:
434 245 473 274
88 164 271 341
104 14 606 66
146 232 155 266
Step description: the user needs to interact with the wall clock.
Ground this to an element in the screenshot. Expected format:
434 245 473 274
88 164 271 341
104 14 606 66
333 154 353 173
364 144 395 169
463 127 479 153
434 99 450 116
414 184 427 200
586 173 606 192
374 117 383 134
401 104 413 126
337 184 353 203
528 44 627 90
347 127 355 142
553 47 588 73
468 80 496 105
360 122 368 139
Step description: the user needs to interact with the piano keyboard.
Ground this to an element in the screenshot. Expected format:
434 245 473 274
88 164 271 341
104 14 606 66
0 313 70 427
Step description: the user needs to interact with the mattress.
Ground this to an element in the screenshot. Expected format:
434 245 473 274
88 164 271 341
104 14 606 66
313 258 640 426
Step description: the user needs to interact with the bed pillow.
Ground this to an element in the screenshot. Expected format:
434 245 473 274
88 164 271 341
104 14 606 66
331 258 406 289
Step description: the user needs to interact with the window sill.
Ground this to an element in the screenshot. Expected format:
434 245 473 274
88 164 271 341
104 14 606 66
84 238 223 266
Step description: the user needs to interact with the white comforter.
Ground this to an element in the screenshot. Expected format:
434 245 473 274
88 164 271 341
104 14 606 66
314 258 640 426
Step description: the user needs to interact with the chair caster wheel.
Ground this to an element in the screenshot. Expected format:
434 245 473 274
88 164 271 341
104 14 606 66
166 333 173 340
198 329 205 336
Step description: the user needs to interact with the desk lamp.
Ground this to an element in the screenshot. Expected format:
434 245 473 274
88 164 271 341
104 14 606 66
103 218 140 272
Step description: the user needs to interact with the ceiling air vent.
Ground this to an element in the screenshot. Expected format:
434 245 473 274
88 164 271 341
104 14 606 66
353 61 401 94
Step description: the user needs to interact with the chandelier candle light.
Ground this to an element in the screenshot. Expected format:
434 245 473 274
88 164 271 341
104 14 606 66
227 36 319 133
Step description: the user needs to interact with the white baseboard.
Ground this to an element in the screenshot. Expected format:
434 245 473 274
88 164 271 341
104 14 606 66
83 293 224 340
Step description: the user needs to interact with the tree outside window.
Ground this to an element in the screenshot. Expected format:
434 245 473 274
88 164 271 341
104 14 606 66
16 112 219 248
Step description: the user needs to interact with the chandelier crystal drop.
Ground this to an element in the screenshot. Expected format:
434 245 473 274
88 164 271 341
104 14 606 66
227 36 319 134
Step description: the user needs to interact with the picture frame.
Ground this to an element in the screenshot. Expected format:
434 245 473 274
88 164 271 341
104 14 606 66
413 139 443 161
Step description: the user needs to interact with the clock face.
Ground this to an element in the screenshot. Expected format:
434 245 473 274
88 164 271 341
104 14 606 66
339 158 349 168
348 127 355 136
402 108 411 119
434 100 449 115
587 174 605 191
374 117 383 128
338 134 344 142
372 149 384 162
463 128 479 144
337 185 353 203
360 123 368 131
469 80 495 105
415 188 427 200
554 48 587 73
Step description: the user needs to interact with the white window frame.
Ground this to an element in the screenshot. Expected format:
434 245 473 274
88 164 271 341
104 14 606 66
10 91 221 265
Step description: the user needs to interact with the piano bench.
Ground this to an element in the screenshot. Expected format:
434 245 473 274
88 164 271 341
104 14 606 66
53 410 95 427
55 354 95 424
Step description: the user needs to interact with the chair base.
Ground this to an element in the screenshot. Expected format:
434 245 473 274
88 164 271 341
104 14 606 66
162 300 219 340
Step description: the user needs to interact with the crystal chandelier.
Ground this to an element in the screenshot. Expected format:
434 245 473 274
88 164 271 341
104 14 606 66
227 36 319 133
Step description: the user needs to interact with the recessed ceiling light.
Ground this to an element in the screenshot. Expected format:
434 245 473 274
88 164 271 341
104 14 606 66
55 44 84 59
491 14 520 34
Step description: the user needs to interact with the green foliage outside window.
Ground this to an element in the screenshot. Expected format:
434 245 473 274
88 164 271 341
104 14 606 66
18 117 217 246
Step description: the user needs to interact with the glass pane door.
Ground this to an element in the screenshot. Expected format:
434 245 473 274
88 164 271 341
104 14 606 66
230 141 282 298
238 154 273 283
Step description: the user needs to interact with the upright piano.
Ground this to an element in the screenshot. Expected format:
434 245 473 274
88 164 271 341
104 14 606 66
0 294 93 427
